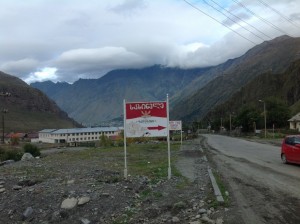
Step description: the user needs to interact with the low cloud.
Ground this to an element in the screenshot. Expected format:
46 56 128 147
0 0 300 84
0 58 39 78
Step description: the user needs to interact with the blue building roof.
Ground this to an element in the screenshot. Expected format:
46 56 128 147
40 127 119 134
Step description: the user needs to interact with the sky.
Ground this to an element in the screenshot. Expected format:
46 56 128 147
0 0 300 84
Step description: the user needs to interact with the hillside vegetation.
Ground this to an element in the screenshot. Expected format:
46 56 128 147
0 71 78 132
205 59 300 130
172 35 300 121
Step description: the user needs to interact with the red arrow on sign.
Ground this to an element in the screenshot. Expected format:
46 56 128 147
147 125 166 131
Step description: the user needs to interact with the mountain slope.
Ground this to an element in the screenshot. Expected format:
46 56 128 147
0 71 78 132
32 65 212 125
205 59 300 122
172 35 300 121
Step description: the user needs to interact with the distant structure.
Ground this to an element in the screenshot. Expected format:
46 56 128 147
288 112 300 132
38 127 121 144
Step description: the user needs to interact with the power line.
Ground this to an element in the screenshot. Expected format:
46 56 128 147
203 0 267 42
208 0 272 40
257 0 300 30
232 0 293 37
183 0 258 45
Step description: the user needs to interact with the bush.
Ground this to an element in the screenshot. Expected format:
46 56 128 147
0 147 23 161
0 147 5 161
23 143 41 157
99 134 113 147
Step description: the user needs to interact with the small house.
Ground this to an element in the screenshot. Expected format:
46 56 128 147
288 112 300 132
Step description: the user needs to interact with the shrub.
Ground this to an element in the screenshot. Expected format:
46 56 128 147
0 147 5 161
4 149 24 161
99 134 113 147
11 137 20 145
23 143 41 157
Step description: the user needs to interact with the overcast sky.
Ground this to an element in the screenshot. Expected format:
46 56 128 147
1 0 300 84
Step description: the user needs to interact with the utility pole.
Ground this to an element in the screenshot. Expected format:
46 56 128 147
259 100 267 138
1 92 11 144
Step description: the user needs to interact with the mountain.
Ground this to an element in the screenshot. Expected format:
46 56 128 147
0 71 79 132
32 35 300 125
32 65 212 125
171 35 300 121
204 58 300 123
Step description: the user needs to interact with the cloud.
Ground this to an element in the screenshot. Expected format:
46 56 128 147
53 47 151 81
0 0 300 83
0 58 39 78
110 0 146 14
25 67 58 84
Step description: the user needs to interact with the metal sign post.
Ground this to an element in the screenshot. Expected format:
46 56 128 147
167 95 171 179
123 99 128 179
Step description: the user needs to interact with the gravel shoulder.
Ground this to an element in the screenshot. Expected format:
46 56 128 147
0 140 229 224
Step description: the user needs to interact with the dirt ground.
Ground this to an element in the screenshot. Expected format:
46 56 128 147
0 139 230 224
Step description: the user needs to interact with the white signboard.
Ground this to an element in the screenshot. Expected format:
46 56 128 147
125 102 168 137
169 121 182 131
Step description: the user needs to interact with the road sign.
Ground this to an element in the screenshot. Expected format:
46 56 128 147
125 101 167 137
169 120 182 131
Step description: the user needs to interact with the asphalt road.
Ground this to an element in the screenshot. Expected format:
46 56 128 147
203 134 300 224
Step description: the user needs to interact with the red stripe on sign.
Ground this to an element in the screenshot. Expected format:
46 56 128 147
126 102 167 119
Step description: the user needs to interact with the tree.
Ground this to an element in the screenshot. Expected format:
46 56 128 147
99 133 112 147
236 105 260 132
265 97 290 128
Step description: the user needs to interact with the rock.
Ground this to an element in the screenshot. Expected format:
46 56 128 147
0 188 5 193
199 208 207 214
22 207 33 220
21 153 34 161
172 216 180 223
80 218 91 224
67 180 75 185
0 160 15 166
61 197 78 209
101 193 110 197
201 216 215 224
189 221 202 224
78 196 90 206
13 185 22 190
216 218 224 224
0 181 5 184
173 201 187 210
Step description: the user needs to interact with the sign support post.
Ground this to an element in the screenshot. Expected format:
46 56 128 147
167 94 171 179
123 99 128 179
181 129 183 146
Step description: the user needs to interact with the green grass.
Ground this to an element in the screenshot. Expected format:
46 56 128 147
210 171 230 208
1 142 181 183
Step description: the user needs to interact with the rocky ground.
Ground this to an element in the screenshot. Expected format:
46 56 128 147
0 139 231 224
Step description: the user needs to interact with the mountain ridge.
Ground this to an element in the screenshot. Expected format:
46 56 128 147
0 71 79 132
31 35 300 125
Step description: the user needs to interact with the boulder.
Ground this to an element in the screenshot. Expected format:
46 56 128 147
21 153 34 161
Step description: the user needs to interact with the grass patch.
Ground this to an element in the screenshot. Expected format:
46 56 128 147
0 142 181 186
210 171 230 207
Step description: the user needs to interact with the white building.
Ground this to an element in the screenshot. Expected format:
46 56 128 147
38 127 120 144
288 113 300 132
